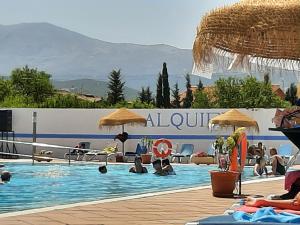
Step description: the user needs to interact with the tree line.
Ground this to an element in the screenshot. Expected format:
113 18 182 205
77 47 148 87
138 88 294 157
0 64 296 108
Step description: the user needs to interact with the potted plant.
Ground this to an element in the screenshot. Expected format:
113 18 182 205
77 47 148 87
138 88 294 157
210 133 241 198
140 137 153 164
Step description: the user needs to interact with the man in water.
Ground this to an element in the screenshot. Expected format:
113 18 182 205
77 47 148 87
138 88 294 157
152 159 167 176
162 158 175 175
129 156 148 173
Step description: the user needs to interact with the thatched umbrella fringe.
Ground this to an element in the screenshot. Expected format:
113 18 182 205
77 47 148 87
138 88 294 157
193 0 300 71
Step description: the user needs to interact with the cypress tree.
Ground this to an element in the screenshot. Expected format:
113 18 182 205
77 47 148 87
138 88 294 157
264 72 270 84
171 82 181 108
156 73 163 108
285 83 298 105
182 74 193 108
144 86 153 104
107 69 125 105
197 78 204 91
162 62 170 108
138 87 146 103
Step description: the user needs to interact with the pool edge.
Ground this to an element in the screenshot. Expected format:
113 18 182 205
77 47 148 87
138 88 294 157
0 176 284 218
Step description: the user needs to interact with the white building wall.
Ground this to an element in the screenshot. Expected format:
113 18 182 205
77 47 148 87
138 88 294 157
1 108 297 160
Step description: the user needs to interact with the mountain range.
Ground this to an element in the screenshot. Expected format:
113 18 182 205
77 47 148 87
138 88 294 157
0 22 297 94
0 22 195 90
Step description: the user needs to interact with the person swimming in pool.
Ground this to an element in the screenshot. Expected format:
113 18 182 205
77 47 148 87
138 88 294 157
162 158 175 175
129 156 148 174
98 165 107 174
0 171 11 184
152 159 167 176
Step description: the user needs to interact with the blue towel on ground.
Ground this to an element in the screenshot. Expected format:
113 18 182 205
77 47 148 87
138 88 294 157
233 207 300 223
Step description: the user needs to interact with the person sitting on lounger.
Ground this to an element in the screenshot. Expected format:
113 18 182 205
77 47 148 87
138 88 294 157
253 149 268 176
246 192 300 211
269 147 286 175
162 158 175 175
129 156 148 174
152 159 167 176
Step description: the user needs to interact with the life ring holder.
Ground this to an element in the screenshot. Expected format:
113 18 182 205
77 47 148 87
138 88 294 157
152 139 172 158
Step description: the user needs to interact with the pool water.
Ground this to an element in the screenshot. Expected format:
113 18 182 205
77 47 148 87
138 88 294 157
0 163 256 214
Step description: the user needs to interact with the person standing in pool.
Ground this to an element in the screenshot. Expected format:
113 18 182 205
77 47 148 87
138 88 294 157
269 147 286 175
152 159 167 176
162 158 175 175
129 156 148 174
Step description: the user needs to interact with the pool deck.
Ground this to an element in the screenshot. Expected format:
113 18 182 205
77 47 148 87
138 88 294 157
0 178 286 225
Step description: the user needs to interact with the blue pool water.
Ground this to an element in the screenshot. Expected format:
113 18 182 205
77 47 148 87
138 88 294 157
0 163 256 214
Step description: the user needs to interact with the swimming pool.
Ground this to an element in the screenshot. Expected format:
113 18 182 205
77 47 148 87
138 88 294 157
0 163 256 214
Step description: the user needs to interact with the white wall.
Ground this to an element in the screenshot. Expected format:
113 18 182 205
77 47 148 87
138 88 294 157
0 108 297 160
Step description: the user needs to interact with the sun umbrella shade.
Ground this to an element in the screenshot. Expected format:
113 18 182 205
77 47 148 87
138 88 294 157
193 0 300 70
99 108 147 127
210 109 259 131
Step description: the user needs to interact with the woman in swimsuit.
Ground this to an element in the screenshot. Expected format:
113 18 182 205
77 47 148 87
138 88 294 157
246 192 300 211
269 147 286 175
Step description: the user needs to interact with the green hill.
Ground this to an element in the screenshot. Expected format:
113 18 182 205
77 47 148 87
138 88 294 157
53 79 138 100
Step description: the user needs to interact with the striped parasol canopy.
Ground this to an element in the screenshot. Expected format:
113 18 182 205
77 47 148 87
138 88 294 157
193 0 300 72
210 109 259 131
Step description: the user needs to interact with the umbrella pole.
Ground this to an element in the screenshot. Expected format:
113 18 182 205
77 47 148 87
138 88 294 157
122 124 125 155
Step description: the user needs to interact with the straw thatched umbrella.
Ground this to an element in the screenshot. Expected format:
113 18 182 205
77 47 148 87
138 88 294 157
99 108 147 155
193 0 300 72
210 109 259 131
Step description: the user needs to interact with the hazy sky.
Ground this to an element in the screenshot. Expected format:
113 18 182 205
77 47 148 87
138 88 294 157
0 0 239 49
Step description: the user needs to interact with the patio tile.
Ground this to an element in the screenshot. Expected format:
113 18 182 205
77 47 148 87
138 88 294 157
0 179 284 225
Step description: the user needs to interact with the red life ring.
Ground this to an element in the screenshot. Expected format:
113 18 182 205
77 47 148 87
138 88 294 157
152 139 172 158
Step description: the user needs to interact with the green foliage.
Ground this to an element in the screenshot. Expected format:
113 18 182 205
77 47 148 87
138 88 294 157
214 77 242 108
192 90 210 108
114 100 155 109
0 95 38 108
214 76 289 108
171 82 181 108
182 74 193 108
138 86 153 104
0 79 12 101
162 62 170 108
107 69 125 105
11 65 54 102
156 73 163 108
138 87 147 103
40 94 106 108
285 83 298 105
